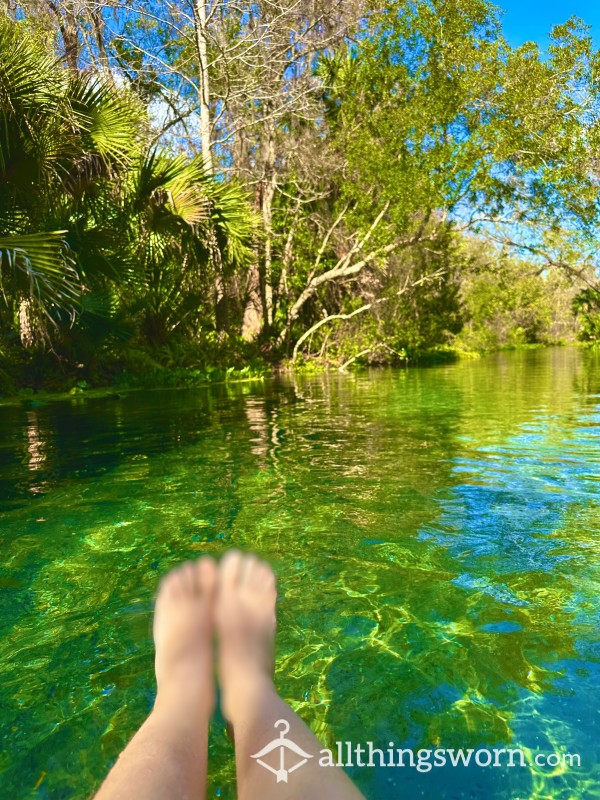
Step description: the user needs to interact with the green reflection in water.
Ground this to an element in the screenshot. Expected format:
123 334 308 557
0 347 599 799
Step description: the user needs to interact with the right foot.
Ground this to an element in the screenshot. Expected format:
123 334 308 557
153 556 217 715
216 550 278 720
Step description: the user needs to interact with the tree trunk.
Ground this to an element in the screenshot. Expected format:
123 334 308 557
193 0 214 174
241 262 263 341
48 1 79 71
241 123 277 340
261 123 276 329
211 234 229 332
91 9 111 78
242 185 265 341
194 0 229 331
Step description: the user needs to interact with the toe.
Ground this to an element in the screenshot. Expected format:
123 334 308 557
196 555 217 598
220 549 244 589
247 559 272 592
180 561 198 595
257 562 276 594
242 554 261 587
158 568 181 600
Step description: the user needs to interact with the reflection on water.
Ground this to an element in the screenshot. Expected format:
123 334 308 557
0 347 599 799
25 412 51 498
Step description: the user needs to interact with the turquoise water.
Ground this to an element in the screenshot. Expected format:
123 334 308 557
0 347 599 799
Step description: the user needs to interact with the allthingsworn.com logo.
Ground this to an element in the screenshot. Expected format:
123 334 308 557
251 720 581 785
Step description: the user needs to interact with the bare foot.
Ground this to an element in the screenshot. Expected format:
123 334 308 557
153 556 217 715
215 550 277 721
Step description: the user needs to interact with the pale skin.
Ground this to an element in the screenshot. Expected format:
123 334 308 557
94 550 364 800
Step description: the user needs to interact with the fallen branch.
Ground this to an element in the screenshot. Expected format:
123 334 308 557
338 347 374 372
291 267 447 361
292 303 372 361
338 342 408 372
277 211 437 347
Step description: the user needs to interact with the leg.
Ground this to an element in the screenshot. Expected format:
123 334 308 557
216 551 365 800
94 557 217 800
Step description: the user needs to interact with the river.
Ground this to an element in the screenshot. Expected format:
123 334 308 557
0 347 598 798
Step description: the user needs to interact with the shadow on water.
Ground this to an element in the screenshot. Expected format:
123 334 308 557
0 347 599 798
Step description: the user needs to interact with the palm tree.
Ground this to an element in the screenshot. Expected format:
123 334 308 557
0 17 138 329
119 149 255 344
0 16 255 360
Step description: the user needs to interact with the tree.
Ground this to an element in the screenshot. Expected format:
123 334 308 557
3 0 600 391
273 0 600 359
33 0 367 336
120 150 254 344
0 13 255 379
0 15 137 337
573 288 600 342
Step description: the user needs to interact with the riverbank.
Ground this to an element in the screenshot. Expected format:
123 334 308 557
1 342 589 407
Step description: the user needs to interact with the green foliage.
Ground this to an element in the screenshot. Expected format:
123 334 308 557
115 150 254 344
0 14 256 390
0 2 599 392
455 247 580 351
573 289 600 342
116 363 267 390
282 0 600 366
322 2 600 247
0 18 137 315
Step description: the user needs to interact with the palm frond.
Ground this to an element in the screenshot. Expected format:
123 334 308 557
69 75 139 166
0 20 64 175
0 231 80 309
132 151 210 232
202 177 257 266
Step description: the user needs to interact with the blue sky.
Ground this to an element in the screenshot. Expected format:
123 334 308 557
498 0 600 48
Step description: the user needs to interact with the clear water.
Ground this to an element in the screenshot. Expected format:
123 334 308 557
0 347 599 799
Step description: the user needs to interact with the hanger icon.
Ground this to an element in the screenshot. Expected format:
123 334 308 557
251 719 314 783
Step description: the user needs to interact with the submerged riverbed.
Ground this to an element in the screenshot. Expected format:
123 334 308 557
0 347 599 799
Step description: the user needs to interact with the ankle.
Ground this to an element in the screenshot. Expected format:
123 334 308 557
220 671 276 724
155 678 215 719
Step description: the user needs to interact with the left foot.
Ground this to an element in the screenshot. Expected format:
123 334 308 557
153 556 217 714
215 550 278 723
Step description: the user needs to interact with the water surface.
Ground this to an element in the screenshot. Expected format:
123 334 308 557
0 347 599 798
